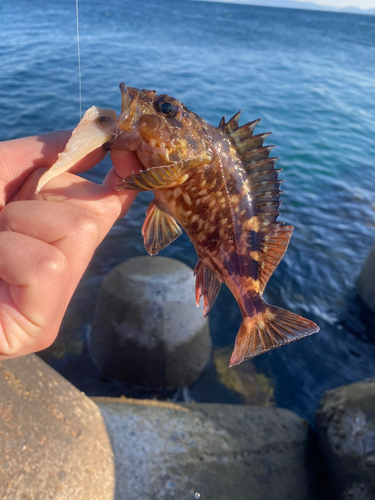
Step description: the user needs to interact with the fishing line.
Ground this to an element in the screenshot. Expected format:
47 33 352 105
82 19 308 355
75 0 82 119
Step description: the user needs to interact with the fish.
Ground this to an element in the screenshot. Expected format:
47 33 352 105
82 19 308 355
36 83 319 367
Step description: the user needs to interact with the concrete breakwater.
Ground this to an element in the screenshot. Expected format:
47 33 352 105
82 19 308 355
1 253 375 499
1 353 375 499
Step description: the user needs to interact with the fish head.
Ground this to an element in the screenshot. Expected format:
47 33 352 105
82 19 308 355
109 83 212 168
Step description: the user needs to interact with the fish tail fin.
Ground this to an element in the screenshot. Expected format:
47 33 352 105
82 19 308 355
229 305 319 367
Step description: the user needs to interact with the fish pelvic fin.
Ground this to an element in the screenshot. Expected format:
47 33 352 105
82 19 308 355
229 305 319 367
142 199 182 255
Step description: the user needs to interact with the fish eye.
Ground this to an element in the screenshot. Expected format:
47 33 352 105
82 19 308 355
160 101 173 115
154 95 180 118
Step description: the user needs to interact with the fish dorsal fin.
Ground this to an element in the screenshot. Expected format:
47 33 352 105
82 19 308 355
219 111 242 133
220 113 293 292
218 115 226 130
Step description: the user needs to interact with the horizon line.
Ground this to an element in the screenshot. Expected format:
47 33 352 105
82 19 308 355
192 0 375 14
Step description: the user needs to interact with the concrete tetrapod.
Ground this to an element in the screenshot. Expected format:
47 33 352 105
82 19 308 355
316 379 375 499
89 256 211 388
94 397 319 500
0 354 114 500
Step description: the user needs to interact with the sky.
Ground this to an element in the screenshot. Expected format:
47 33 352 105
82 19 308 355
304 0 375 7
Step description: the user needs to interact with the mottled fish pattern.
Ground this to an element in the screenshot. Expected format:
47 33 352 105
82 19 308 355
109 84 319 366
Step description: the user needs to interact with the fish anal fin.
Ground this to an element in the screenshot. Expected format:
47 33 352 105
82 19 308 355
142 199 182 255
229 305 319 367
194 260 222 317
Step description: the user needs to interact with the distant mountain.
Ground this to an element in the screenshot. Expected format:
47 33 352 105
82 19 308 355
193 0 375 16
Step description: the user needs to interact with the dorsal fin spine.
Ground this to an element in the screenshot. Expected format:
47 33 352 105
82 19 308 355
238 143 275 157
253 180 279 193
234 118 261 140
246 158 279 171
227 110 241 130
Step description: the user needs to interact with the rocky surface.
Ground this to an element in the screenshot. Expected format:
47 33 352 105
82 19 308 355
213 347 275 406
0 355 114 500
95 397 318 500
316 379 375 500
357 244 375 314
89 256 211 388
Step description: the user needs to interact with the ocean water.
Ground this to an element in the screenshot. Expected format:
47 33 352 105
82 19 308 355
1 0 375 421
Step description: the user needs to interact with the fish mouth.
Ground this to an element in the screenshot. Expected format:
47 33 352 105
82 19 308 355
116 83 142 132
104 84 142 150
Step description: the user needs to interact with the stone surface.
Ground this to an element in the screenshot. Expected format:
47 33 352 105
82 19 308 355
0 355 114 500
95 397 318 500
357 244 375 313
89 256 211 387
316 379 375 499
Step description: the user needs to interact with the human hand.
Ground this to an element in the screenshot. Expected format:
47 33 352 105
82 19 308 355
0 131 142 359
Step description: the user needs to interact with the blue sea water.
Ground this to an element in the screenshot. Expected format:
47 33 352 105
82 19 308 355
1 0 375 421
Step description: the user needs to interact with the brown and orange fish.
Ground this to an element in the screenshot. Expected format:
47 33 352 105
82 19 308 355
37 84 319 366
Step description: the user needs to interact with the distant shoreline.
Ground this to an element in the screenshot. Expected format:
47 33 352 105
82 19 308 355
192 0 375 17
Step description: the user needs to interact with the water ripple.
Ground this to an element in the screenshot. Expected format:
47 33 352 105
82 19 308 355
1 0 375 420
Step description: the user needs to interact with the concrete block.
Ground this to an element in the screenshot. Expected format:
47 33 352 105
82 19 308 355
89 256 211 388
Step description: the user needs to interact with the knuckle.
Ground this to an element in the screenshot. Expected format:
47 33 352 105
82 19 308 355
36 246 67 278
74 209 101 240
0 204 15 232
94 194 121 222
104 194 122 217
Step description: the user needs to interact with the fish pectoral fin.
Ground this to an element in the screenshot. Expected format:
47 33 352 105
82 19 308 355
229 305 319 367
142 199 182 255
194 260 222 317
117 164 186 191
117 156 211 192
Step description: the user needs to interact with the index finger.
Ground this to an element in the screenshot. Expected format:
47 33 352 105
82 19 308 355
0 130 107 207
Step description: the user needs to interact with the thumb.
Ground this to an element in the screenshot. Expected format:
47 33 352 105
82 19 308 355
103 149 144 219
